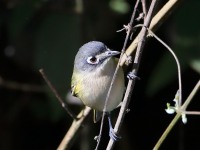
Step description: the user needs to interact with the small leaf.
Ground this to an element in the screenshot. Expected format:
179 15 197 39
165 103 175 114
182 114 187 124
165 107 175 114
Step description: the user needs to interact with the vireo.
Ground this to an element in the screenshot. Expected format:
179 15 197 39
71 41 125 140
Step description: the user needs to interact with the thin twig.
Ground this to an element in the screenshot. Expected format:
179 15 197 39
181 111 200 115
153 80 200 150
181 80 200 110
141 0 147 17
106 0 158 149
57 107 92 150
39 68 77 120
120 0 181 66
143 26 182 107
95 0 141 149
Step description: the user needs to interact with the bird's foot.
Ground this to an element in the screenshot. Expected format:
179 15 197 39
108 114 121 141
109 126 121 141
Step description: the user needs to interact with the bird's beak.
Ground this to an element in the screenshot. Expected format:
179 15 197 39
106 50 120 57
97 49 120 60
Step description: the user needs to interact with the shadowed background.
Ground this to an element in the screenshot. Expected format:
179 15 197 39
0 0 199 149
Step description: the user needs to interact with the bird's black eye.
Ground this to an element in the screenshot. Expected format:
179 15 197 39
87 56 99 64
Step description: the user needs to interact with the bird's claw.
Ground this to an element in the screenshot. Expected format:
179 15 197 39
109 127 121 141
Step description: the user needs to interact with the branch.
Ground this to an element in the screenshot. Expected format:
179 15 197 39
106 0 158 149
39 68 77 120
95 0 141 149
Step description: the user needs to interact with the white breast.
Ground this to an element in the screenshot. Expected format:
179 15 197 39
79 58 125 112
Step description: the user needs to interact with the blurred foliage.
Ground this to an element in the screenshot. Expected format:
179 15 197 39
0 0 199 150
109 0 130 14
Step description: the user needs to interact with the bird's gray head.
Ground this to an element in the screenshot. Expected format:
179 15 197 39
74 41 120 72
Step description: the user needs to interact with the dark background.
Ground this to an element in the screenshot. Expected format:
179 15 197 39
0 0 199 150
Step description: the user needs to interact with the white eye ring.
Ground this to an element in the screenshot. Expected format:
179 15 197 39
87 56 99 64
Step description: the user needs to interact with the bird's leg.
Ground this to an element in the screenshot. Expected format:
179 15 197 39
107 113 121 141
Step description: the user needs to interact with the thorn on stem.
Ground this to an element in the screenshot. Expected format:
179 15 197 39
127 72 140 80
116 27 126 33
94 135 100 142
116 24 135 35
124 55 132 66
135 12 144 21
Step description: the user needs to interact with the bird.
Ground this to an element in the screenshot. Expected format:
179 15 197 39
71 41 125 140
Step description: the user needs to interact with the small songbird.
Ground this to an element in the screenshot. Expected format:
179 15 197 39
71 41 125 140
